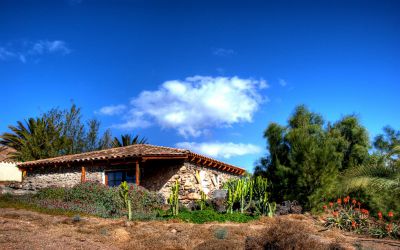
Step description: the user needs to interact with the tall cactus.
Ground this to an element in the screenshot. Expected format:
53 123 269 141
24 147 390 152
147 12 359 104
253 176 269 215
168 179 180 216
119 181 132 220
225 176 270 215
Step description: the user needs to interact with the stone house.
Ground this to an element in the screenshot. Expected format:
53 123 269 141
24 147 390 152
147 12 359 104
16 144 245 203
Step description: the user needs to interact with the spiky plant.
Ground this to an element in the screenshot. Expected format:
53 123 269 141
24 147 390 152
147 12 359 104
168 180 180 216
343 146 400 195
253 175 269 215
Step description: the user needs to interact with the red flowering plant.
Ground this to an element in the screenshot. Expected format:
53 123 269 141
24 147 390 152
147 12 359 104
323 196 369 233
322 196 399 239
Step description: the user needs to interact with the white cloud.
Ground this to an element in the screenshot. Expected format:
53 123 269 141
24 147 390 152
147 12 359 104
213 48 236 57
0 47 16 60
30 40 71 55
176 142 262 159
0 40 71 63
117 76 266 137
96 104 127 116
279 78 287 87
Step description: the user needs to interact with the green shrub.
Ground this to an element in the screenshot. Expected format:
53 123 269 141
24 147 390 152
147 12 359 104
2 182 163 219
35 187 67 200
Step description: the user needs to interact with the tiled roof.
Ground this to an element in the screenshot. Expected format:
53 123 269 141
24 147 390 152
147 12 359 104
18 144 245 175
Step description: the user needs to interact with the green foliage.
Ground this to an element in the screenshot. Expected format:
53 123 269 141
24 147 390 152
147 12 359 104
267 202 276 218
225 176 272 215
197 190 207 211
253 176 269 214
119 181 132 220
9 182 162 219
0 103 113 161
112 134 148 147
35 187 68 200
168 180 180 216
171 209 257 224
322 196 399 239
255 105 370 209
373 126 400 154
342 146 400 213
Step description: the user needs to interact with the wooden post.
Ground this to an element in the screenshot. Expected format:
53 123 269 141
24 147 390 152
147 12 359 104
81 166 86 183
135 161 140 186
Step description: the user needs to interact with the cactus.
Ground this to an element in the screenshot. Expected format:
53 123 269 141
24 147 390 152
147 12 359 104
198 190 207 210
226 187 234 214
119 181 132 220
253 176 269 215
267 202 276 217
225 176 271 215
168 179 180 216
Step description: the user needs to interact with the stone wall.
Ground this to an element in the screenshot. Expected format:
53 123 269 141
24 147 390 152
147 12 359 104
20 166 81 190
141 160 240 204
85 165 104 183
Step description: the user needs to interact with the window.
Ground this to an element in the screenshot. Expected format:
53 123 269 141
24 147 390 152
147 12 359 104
106 170 136 187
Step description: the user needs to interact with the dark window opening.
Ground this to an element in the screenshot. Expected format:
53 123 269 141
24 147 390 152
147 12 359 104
107 169 136 187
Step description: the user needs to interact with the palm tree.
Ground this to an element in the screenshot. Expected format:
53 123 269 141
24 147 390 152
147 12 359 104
111 134 147 147
0 118 65 161
343 146 400 194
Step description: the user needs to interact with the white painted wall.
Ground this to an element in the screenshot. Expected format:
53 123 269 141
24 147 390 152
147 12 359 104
0 162 22 182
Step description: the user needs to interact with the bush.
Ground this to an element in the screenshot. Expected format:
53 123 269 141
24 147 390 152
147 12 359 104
3 182 163 219
322 196 399 239
35 186 68 200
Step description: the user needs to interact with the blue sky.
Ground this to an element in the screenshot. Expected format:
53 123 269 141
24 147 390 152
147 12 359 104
1 0 399 171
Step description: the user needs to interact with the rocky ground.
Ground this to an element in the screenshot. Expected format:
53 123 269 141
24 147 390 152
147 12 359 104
0 208 399 250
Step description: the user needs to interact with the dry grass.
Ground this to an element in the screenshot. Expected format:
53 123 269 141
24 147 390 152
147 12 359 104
0 208 399 250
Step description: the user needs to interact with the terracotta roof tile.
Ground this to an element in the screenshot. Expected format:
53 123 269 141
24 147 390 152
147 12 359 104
17 144 245 175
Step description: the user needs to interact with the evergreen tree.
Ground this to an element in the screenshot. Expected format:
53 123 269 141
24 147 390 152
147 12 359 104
255 105 370 209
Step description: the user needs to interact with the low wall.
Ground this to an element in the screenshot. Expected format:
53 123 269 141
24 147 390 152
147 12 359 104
0 162 22 182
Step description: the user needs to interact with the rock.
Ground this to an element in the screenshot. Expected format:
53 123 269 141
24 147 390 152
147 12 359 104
212 190 227 199
171 229 177 234
208 190 227 212
276 200 302 215
186 192 201 200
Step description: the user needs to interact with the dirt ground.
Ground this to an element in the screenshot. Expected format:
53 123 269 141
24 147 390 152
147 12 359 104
0 208 399 250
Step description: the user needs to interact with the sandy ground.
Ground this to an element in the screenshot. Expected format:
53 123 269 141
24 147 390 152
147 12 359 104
0 208 399 250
